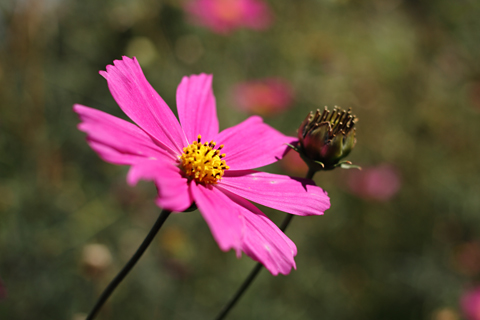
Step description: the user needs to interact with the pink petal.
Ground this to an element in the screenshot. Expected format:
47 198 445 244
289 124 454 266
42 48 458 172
190 183 243 254
85 141 146 165
100 56 187 155
74 104 173 165
219 170 330 216
223 189 297 275
127 159 193 212
214 116 295 170
192 184 297 275
176 74 219 143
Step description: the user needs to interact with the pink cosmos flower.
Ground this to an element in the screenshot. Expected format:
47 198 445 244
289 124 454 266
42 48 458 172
74 56 330 275
461 286 480 320
346 164 401 202
233 78 294 116
184 0 273 34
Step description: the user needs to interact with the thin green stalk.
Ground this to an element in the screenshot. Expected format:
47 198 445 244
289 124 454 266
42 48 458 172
86 209 172 320
214 167 317 320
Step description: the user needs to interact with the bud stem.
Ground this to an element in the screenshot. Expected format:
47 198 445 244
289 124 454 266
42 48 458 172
213 167 317 320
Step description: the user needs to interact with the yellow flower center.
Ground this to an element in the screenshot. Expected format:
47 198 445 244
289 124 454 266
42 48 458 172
179 135 230 184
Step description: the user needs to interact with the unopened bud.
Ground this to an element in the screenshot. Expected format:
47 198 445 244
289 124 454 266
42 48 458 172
296 106 358 171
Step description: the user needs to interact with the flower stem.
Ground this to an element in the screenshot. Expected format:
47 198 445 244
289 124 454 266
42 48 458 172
86 209 172 320
214 167 317 320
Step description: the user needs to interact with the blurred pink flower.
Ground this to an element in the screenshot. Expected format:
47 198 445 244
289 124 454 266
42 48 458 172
453 242 480 276
461 286 480 320
74 57 330 275
184 0 273 34
0 278 6 300
279 149 308 177
470 81 480 112
233 78 294 116
347 164 401 201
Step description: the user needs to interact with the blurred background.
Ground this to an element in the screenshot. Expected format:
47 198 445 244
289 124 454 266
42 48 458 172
1 0 480 319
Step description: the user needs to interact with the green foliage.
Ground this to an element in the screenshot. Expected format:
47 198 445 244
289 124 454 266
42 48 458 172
1 0 480 319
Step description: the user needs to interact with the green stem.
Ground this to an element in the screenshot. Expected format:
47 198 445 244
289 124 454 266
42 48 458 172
86 209 172 320
214 168 317 320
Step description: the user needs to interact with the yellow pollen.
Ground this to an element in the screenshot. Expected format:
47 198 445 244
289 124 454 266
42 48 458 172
180 135 230 184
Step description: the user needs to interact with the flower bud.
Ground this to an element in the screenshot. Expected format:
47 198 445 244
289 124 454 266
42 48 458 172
297 106 357 171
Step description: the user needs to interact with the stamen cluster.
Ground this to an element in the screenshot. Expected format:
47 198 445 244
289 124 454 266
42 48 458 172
302 106 356 138
180 135 230 184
